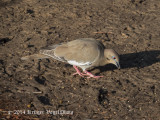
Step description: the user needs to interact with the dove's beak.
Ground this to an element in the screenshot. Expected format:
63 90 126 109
115 61 120 69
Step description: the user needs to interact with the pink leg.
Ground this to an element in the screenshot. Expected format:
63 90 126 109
72 65 103 78
83 70 103 78
72 65 84 77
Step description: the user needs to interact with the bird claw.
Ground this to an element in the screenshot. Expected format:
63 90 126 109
73 72 103 78
72 72 78 76
84 70 103 79
72 72 84 77
73 65 103 79
87 75 104 79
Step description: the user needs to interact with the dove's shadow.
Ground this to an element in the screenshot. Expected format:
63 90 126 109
92 50 160 74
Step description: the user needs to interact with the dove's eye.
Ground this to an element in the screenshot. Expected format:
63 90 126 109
112 56 116 59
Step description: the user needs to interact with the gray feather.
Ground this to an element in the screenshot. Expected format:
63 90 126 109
40 43 67 62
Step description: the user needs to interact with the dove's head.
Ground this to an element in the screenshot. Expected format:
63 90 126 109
104 49 120 69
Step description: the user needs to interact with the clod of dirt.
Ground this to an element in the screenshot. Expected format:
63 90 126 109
34 76 46 85
37 96 52 105
0 38 11 45
27 9 34 14
98 88 109 108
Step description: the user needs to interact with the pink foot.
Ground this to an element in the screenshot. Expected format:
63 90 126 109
83 70 103 79
72 66 103 79
72 65 84 77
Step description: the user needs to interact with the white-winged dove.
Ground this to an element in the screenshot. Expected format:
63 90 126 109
21 38 120 78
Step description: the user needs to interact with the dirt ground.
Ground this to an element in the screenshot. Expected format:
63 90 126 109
0 0 160 119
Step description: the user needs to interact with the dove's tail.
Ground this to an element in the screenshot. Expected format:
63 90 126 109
21 54 50 60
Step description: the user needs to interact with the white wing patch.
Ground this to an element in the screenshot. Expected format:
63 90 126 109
68 60 92 66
